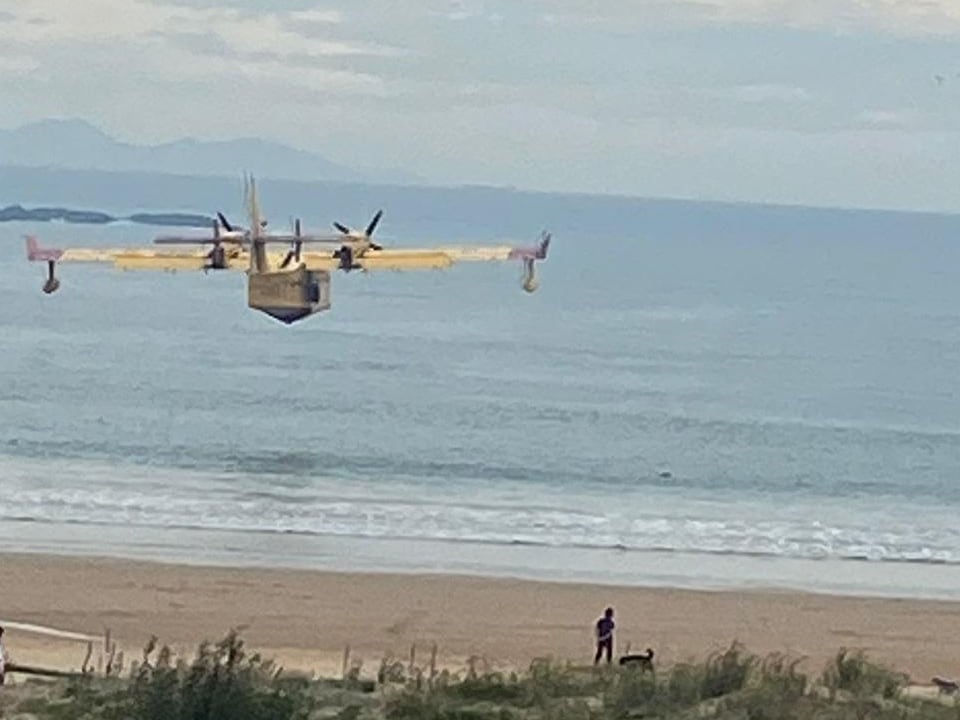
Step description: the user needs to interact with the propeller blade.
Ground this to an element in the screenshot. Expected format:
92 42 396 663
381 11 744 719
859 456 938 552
333 221 351 234
365 209 383 237
295 218 302 237
217 212 234 232
370 242 383 251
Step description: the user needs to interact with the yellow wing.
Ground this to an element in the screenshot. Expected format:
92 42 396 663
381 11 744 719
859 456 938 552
113 249 225 271
115 247 465 272
26 235 549 277
25 239 244 272
119 245 519 272
28 243 502 273
297 245 518 271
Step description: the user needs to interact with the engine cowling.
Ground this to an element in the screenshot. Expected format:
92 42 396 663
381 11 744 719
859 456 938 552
337 245 355 271
209 244 227 269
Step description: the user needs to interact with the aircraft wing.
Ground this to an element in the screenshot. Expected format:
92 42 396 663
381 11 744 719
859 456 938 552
265 233 344 245
25 236 244 272
299 248 454 271
25 232 551 277
296 241 546 271
113 251 236 271
433 233 550 264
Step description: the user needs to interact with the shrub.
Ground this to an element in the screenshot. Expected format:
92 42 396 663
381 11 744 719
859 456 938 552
60 631 315 720
701 642 757 699
821 649 907 700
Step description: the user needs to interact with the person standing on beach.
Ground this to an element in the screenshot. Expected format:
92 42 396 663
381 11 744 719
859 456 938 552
0 625 6 685
594 607 615 665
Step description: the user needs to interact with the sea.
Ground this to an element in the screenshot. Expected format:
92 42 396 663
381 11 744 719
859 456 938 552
2 175 960 600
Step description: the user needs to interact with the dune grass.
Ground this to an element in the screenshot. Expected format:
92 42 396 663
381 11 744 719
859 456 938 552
1 634 956 720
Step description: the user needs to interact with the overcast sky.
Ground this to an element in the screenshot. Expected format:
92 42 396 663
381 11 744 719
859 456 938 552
2 0 960 210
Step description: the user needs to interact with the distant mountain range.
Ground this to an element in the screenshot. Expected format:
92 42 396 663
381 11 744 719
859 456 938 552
0 119 423 185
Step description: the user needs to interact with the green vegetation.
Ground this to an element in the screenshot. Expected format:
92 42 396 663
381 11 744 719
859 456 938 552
1 635 956 720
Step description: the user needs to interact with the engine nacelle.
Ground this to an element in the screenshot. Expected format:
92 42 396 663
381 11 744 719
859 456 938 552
337 245 356 271
209 243 227 269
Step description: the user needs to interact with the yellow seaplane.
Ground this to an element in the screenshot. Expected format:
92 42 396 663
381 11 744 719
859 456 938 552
24 176 551 325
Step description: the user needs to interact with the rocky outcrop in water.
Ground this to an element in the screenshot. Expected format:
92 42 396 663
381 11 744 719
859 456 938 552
0 204 212 227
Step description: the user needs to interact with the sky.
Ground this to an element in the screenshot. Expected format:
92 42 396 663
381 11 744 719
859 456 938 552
1 0 960 211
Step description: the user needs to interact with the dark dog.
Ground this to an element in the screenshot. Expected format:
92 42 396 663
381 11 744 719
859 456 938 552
618 648 655 673
932 676 959 696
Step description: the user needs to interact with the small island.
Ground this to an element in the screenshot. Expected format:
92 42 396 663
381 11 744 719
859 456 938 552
0 204 213 227
126 212 214 227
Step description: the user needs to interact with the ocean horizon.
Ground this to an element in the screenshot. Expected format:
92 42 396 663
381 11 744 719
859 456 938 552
2 177 960 601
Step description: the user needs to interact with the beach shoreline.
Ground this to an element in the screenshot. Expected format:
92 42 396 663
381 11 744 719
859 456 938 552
5 519 960 603
2 551 959 685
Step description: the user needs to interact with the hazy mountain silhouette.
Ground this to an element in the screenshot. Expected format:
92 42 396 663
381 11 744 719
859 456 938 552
0 119 423 185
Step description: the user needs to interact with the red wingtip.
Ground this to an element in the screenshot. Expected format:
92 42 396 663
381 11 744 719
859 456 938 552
24 235 64 262
24 235 38 260
538 232 551 259
508 231 551 261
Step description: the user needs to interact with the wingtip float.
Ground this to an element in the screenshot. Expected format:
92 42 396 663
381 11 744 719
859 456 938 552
23 178 552 326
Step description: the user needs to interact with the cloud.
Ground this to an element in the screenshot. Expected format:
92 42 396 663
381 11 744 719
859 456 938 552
287 8 341 23
0 0 402 57
2 0 960 211
0 0 402 105
428 0 503 22
854 108 923 128
538 0 960 37
0 54 40 74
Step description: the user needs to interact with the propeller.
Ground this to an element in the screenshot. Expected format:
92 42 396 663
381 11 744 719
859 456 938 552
155 213 248 244
218 212 250 241
332 209 383 251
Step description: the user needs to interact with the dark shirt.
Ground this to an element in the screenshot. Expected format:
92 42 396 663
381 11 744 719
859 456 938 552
596 617 614 641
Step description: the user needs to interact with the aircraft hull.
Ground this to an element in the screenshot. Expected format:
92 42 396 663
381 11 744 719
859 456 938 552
247 266 331 324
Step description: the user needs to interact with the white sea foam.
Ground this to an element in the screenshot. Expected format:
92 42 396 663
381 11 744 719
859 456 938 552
2 458 958 567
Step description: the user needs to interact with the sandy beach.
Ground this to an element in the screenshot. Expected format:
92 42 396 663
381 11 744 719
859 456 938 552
2 552 959 684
